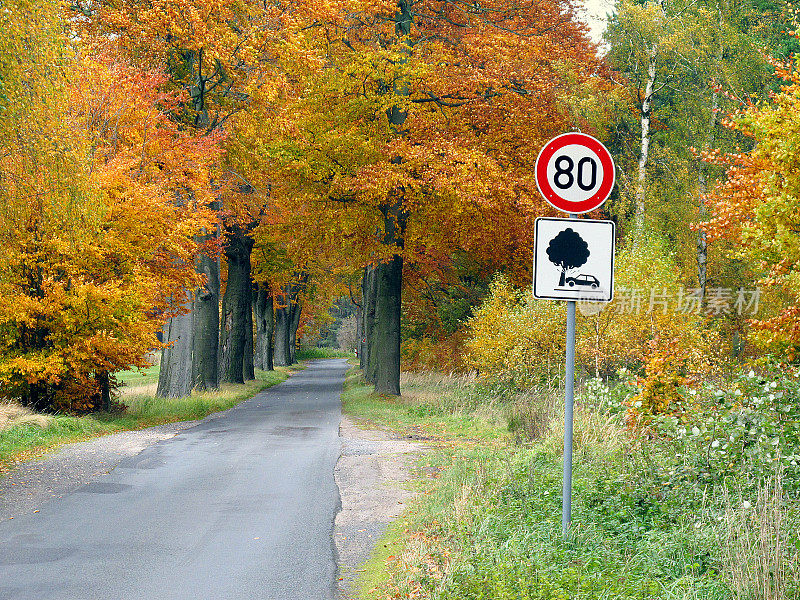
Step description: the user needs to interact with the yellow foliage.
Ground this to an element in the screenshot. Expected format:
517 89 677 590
626 327 721 430
465 237 723 399
0 2 221 411
464 275 566 388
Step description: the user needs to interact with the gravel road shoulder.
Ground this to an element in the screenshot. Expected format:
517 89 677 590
335 416 425 599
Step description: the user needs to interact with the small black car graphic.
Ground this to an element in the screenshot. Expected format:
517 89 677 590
564 274 600 288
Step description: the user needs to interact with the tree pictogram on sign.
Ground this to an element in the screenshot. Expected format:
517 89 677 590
546 228 590 286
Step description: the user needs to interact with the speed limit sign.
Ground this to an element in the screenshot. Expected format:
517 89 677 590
535 133 615 214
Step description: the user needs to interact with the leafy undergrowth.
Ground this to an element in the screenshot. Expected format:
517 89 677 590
0 367 292 472
342 370 800 600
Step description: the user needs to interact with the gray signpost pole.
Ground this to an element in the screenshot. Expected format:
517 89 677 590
563 298 576 536
562 212 578 537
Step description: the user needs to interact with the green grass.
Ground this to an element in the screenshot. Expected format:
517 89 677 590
354 516 411 599
295 346 355 360
341 371 512 444
0 367 293 472
344 370 799 600
0 415 117 472
117 363 161 387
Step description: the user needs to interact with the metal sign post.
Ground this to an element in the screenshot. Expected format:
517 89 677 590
534 134 616 538
563 296 576 536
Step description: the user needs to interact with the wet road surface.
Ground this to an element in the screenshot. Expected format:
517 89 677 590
0 359 349 600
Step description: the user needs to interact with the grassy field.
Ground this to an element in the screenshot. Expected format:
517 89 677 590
0 366 294 472
296 346 356 360
342 370 799 600
117 363 161 388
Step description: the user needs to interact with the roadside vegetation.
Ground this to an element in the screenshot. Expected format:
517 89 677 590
0 366 292 473
343 367 799 600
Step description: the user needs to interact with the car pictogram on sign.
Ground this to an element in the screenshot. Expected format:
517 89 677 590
564 274 600 289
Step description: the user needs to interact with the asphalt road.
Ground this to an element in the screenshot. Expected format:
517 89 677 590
0 359 349 600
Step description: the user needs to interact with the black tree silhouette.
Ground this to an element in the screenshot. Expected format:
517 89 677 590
546 228 590 286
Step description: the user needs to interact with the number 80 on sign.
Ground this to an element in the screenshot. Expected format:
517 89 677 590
535 132 615 214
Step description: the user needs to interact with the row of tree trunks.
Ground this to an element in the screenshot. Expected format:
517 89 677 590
158 255 309 397
274 274 307 366
159 275 305 397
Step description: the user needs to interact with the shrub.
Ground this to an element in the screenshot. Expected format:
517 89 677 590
465 236 720 395
464 274 565 388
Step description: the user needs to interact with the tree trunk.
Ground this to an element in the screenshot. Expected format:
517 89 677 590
372 255 403 395
97 371 111 412
274 303 292 367
371 195 406 396
368 0 412 396
254 285 274 371
698 4 724 307
289 298 302 364
634 44 657 237
363 265 378 384
158 213 220 399
697 88 719 308
157 296 195 398
253 287 263 372
356 304 363 365
360 266 368 372
264 293 274 370
243 283 255 381
218 226 254 384
192 248 220 391
371 255 404 396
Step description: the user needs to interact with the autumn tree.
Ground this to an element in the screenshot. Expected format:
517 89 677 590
255 0 612 394
605 0 776 300
703 52 800 356
0 2 220 410
74 0 304 396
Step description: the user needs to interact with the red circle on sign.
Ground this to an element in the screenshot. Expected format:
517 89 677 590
535 132 615 214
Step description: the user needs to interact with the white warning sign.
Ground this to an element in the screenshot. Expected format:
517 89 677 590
533 217 615 302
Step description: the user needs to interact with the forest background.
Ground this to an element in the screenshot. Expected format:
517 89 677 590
0 0 799 415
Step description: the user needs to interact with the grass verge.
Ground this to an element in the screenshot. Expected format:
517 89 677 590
0 367 294 473
342 371 799 600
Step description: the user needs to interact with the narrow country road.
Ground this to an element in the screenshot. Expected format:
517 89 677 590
0 359 349 600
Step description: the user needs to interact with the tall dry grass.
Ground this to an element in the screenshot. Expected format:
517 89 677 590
720 465 797 600
0 402 52 431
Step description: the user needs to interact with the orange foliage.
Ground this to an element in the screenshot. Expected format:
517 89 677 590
625 331 720 430
0 6 222 411
251 0 617 280
701 55 800 355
